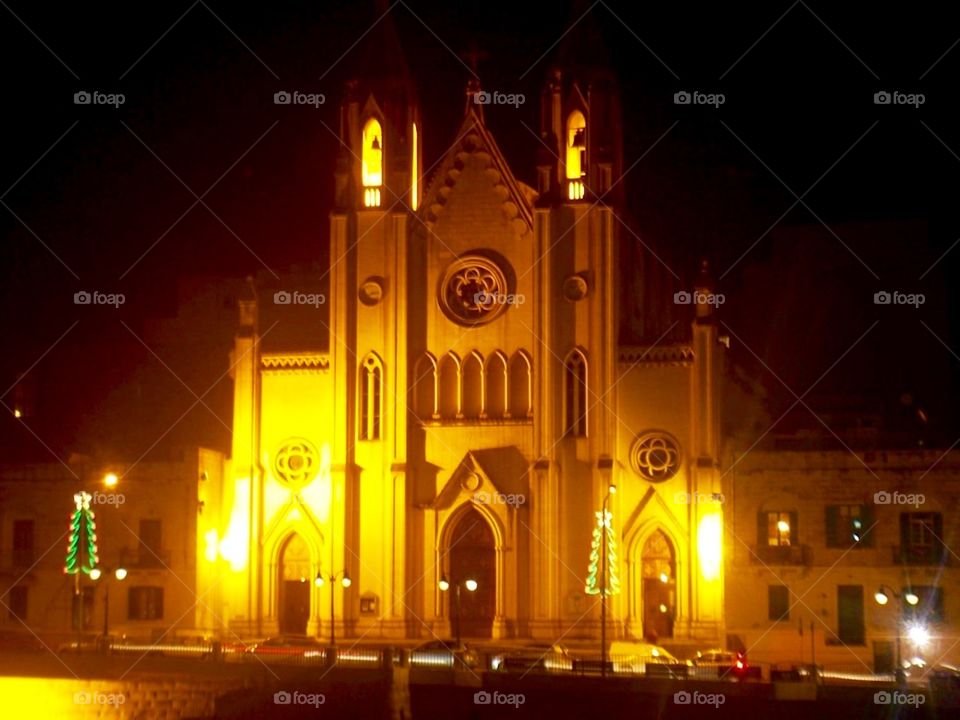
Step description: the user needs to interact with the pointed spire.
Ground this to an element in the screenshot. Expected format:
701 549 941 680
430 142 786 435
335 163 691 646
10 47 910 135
465 78 484 122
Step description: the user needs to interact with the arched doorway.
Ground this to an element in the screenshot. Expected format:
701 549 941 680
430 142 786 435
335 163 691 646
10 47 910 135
278 534 311 635
641 530 676 642
447 507 495 638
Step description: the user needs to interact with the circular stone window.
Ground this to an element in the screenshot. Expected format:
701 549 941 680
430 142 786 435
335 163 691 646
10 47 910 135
630 432 682 482
274 438 320 488
439 255 510 326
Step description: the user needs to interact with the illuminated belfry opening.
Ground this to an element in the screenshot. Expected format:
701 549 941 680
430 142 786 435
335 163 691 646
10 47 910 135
362 117 383 208
565 109 586 200
411 122 419 210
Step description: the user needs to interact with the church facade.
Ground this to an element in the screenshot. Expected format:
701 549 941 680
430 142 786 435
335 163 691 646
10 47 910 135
206 26 725 646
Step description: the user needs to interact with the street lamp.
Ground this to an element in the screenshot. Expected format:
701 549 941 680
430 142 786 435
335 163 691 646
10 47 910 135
439 575 477 648
91 567 127 647
874 584 920 681
601 483 616 678
103 473 119 488
314 570 351 649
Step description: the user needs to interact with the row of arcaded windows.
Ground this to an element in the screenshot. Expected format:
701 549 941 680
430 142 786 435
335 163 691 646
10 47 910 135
360 347 589 437
412 348 589 436
413 351 532 421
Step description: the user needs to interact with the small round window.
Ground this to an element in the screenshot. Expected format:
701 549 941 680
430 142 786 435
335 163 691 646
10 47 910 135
274 438 320 488
630 432 682 482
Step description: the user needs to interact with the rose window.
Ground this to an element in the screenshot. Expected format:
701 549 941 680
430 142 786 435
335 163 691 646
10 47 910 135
439 256 509 326
631 432 682 482
274 438 320 488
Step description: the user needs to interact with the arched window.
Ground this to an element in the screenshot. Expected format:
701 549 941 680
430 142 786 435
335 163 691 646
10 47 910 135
359 353 383 440
413 353 437 419
566 110 586 200
438 353 460 419
484 352 508 418
362 118 383 208
462 352 483 419
410 122 419 211
508 351 532 418
564 349 587 437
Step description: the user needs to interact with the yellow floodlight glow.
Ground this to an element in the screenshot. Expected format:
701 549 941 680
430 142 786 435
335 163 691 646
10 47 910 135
698 513 722 581
220 478 250 571
204 529 219 563
103 473 119 488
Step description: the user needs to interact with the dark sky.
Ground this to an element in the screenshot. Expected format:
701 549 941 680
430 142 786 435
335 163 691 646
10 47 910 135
0 0 957 460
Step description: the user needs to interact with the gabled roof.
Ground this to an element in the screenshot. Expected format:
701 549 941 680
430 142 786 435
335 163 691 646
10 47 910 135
417 107 536 236
433 446 529 509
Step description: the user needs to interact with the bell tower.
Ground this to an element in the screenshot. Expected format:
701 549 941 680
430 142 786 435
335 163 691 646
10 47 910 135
529 6 625 638
328 0 421 638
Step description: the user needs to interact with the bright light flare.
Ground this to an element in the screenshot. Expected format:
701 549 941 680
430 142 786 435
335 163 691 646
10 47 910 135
907 623 930 648
698 513 722 581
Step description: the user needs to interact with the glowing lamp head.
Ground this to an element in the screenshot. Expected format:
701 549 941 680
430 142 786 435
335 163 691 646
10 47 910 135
89 568 102 580
341 574 352 588
659 572 669 584
874 588 890 605
103 473 119 488
314 574 325 587
13 408 22 418
608 485 617 495
464 579 478 592
906 623 930 648
904 591 920 606
438 576 450 592
114 568 127 581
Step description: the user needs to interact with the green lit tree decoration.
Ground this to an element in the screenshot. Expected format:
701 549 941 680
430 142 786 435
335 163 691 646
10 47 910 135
64 491 99 575
585 509 620 596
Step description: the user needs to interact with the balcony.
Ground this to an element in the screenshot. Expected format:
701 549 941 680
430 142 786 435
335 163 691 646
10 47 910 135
892 544 947 566
752 544 811 566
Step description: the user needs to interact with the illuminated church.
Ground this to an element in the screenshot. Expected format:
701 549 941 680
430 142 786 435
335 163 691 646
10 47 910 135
200 12 725 646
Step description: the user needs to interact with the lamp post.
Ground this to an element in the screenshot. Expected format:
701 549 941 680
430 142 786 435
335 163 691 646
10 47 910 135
874 584 920 682
90 567 127 647
314 570 351 649
601 484 616 678
439 575 478 648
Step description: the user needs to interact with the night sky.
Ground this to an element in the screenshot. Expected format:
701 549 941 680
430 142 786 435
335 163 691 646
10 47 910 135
1 0 957 461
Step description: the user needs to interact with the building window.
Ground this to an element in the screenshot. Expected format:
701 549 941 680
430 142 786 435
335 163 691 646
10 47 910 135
359 353 383 440
411 122 419 210
899 512 944 564
461 352 483 418
763 511 796 547
12 519 34 567
768 585 789 621
128 586 164 620
903 586 945 623
413 353 438 419
362 118 383 208
564 349 587 437
508 351 532 418
837 585 865 645
7 585 27 621
826 505 873 548
484 352 508 418
438 353 460 419
138 519 163 568
565 109 586 200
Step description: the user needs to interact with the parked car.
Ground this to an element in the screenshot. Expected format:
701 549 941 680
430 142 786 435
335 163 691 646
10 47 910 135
247 635 326 659
491 644 572 672
609 641 688 676
692 648 753 680
410 639 479 669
